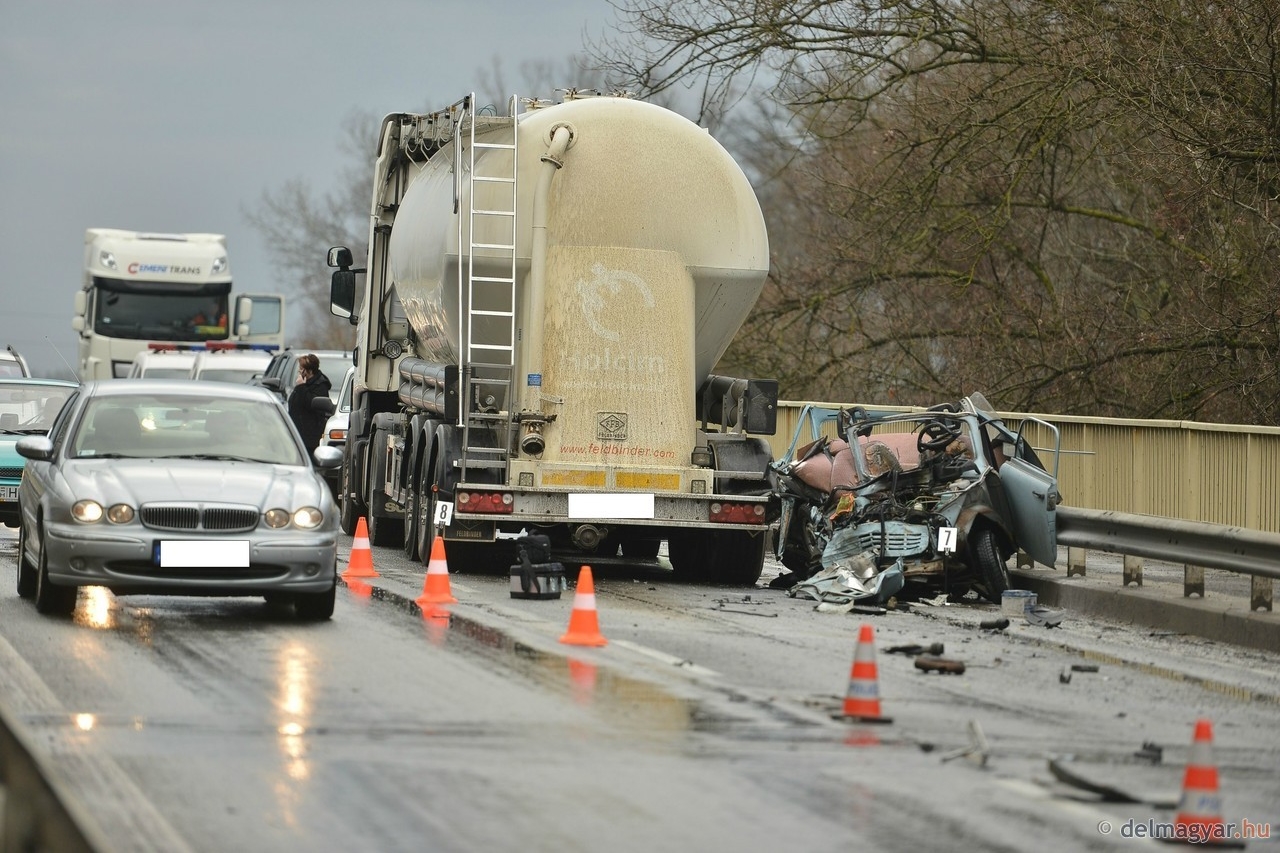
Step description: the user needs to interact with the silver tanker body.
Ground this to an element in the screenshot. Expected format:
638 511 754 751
328 92 780 584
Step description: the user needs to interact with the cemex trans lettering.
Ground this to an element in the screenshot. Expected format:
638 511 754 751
127 263 202 275
1117 818 1270 842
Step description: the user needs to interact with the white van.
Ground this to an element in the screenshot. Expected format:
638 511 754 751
188 346 275 385
126 348 198 379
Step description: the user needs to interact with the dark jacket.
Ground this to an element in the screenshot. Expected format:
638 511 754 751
288 372 333 452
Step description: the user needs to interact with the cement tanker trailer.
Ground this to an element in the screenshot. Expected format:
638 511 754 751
327 91 778 584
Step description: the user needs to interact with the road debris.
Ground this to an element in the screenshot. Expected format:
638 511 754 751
979 617 1009 631
940 720 990 767
885 642 945 656
915 655 966 675
1026 604 1065 627
1047 755 1179 808
712 596 777 617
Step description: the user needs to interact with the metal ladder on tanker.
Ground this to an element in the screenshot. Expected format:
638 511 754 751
458 95 518 483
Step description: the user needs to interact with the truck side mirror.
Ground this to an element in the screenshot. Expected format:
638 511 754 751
327 246 354 269
71 316 86 333
330 269 356 318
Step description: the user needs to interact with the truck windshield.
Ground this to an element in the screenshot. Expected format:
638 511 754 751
92 282 229 342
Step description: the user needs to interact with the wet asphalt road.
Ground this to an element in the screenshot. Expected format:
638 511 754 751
1 527 1278 852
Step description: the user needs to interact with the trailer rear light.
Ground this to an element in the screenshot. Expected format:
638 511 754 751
709 501 767 525
456 490 514 514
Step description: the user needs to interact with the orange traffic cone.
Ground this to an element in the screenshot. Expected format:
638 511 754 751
416 536 457 606
342 517 379 579
1163 719 1242 847
841 623 892 723
559 566 607 647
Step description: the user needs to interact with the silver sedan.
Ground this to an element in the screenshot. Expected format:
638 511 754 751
14 380 342 619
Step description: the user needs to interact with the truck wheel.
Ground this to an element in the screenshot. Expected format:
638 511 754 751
973 526 1010 603
415 478 436 565
667 532 711 582
339 464 360 536
367 510 402 548
706 531 766 586
403 478 421 561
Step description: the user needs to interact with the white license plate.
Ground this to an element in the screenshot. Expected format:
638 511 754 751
0 485 17 501
158 540 250 568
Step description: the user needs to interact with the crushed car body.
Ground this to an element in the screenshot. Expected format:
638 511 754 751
769 393 1062 604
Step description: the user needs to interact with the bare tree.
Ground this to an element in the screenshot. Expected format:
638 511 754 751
596 0 1280 422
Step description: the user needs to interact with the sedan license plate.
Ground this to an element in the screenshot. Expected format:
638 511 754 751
0 485 17 501
155 540 250 568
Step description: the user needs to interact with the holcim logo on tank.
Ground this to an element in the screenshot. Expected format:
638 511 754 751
568 264 666 383
127 263 202 275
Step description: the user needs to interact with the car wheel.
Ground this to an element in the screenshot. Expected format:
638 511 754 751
16 523 36 599
34 522 77 616
295 584 336 621
973 525 1010 603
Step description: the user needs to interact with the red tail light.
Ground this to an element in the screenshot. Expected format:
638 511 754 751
456 490 514 515
709 501 768 524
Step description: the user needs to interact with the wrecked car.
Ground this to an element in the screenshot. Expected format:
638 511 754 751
769 393 1061 603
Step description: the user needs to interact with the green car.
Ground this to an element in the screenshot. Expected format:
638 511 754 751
0 378 78 527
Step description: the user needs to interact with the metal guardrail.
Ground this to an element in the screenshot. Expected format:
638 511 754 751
1055 505 1279 610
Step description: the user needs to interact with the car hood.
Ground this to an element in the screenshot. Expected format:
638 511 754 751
59 458 331 510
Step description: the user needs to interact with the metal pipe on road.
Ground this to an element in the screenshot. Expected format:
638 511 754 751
1056 505 1280 580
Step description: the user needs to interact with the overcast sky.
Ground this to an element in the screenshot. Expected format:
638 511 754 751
1 0 613 375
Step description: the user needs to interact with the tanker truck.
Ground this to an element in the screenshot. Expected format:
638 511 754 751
327 91 778 584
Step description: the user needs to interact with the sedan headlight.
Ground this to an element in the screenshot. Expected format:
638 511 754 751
106 504 135 524
72 500 104 523
264 508 291 529
292 507 323 529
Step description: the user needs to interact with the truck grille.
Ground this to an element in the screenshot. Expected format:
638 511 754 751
140 504 260 533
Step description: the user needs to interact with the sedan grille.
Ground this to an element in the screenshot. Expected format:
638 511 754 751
0 467 23 479
140 504 259 533
849 521 931 557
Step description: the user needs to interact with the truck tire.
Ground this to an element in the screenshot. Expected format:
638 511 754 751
367 509 402 548
707 531 766 586
973 525 1010 603
403 477 421 561
339 463 360 536
415 475 436 565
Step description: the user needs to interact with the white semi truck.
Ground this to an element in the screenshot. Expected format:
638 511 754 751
74 229 287 380
328 91 778 583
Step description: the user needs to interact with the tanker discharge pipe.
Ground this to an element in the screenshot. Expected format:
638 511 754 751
519 122 574 456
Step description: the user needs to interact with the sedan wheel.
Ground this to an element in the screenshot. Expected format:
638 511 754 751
973 526 1010 603
295 583 336 621
34 523 77 616
16 523 36 599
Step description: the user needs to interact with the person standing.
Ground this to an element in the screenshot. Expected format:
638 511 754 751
288 353 332 454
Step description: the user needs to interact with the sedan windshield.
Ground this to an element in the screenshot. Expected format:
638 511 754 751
71 394 304 464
